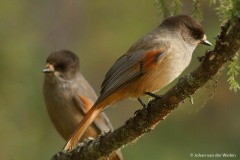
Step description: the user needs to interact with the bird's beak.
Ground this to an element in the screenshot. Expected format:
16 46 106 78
43 64 54 73
201 35 212 46
201 39 212 46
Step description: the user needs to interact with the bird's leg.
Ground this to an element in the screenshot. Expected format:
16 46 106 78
138 98 146 108
135 98 146 115
145 92 162 99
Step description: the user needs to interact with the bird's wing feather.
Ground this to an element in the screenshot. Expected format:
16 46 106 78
97 47 169 104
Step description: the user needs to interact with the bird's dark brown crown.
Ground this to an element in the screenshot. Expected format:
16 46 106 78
160 15 205 40
46 49 80 73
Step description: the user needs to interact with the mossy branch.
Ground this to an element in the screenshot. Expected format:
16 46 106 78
51 17 240 160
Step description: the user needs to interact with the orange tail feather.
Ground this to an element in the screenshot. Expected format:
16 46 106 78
63 105 102 151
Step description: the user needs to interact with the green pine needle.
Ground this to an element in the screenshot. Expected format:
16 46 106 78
192 0 203 21
154 0 182 17
171 0 182 15
154 0 170 18
227 52 240 92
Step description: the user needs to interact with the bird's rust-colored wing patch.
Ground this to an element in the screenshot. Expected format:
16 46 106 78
135 49 167 72
143 49 166 69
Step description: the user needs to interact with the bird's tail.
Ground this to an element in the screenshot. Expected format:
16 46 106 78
63 104 102 151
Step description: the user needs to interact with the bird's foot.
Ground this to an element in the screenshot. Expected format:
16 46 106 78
138 98 146 108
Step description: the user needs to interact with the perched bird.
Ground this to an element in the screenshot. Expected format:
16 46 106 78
64 15 212 151
43 50 123 160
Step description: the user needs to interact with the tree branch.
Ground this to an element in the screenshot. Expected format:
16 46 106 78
52 18 240 160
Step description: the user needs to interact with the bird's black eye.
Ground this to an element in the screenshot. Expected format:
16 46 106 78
191 30 203 40
55 63 66 71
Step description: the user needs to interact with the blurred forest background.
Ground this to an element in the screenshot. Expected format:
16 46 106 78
0 1 239 159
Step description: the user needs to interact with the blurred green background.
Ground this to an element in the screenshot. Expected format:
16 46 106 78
0 1 239 159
